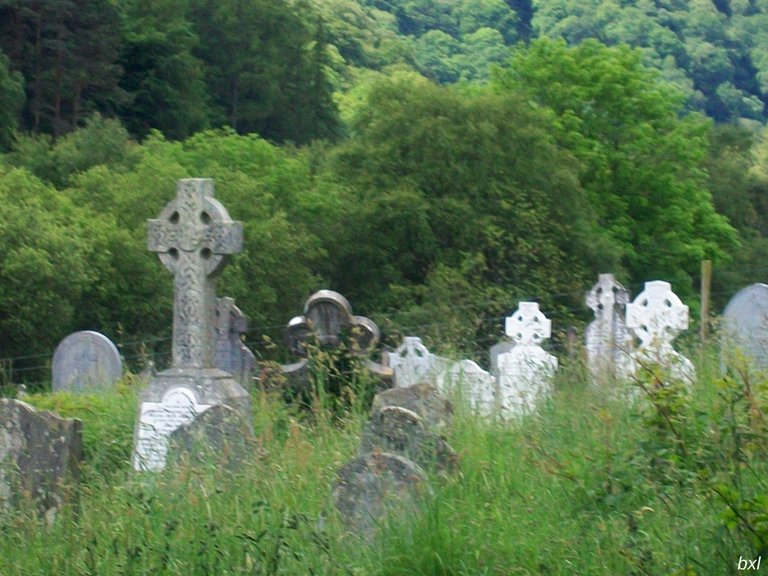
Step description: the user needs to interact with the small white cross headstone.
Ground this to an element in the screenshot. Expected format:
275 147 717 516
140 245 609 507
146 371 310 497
497 302 558 416
388 337 450 387
585 274 633 383
625 280 694 384
132 179 251 472
436 359 497 416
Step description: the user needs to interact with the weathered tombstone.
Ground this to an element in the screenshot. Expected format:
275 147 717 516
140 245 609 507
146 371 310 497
625 280 694 384
133 179 251 472
497 302 558 416
387 337 451 387
437 359 497 417
585 274 633 383
722 283 768 373
371 382 453 430
215 297 255 389
333 452 428 537
0 399 82 521
52 330 122 393
169 404 251 469
360 406 456 471
279 290 394 390
489 341 515 381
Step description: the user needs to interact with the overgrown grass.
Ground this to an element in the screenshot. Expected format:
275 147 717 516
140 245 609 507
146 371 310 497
2 347 767 575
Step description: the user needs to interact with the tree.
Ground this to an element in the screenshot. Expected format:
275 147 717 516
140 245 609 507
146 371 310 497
0 0 123 137
327 75 609 351
188 0 339 143
117 0 210 139
493 39 738 296
0 48 24 150
0 167 95 361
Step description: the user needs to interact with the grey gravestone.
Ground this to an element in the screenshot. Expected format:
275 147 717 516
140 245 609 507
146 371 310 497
360 406 457 471
437 359 497 417
52 330 122 393
722 283 768 373
133 179 252 472
333 452 428 537
497 302 557 416
169 404 251 468
625 281 694 384
387 337 451 387
0 399 82 520
278 290 394 390
371 382 453 431
585 274 632 383
215 297 255 389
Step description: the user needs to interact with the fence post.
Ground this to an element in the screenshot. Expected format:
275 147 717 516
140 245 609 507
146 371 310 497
700 259 712 343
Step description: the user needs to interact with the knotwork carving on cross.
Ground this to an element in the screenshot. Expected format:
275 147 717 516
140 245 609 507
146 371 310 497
147 179 243 369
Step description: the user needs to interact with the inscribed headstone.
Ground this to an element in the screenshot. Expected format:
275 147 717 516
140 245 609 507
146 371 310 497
0 399 82 521
585 274 632 383
497 302 557 416
625 280 694 384
52 331 122 393
437 359 497 417
215 297 255 389
722 283 768 373
133 178 252 472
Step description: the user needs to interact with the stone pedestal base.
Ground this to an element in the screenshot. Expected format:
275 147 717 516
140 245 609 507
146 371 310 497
132 369 251 471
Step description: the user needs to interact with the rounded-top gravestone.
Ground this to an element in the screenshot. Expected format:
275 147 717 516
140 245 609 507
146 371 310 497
52 331 122 393
723 283 768 373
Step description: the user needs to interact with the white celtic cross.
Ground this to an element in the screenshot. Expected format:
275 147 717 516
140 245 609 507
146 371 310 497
505 302 552 346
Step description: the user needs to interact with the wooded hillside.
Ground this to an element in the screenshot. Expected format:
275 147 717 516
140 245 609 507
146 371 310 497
1 0 768 382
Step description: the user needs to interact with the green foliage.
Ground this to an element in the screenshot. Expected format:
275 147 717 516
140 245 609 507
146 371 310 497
493 39 739 298
532 0 768 123
188 0 339 143
0 0 124 137
23 383 139 482
327 74 609 352
117 0 211 140
3 348 765 574
0 48 24 151
0 167 95 362
5 114 139 187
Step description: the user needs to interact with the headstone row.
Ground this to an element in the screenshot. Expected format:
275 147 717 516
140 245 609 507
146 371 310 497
386 275 698 418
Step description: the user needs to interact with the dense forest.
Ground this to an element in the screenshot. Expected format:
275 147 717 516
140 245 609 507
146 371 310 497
1 0 768 382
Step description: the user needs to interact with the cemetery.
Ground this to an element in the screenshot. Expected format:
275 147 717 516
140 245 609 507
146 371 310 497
5 0 768 565
0 175 766 575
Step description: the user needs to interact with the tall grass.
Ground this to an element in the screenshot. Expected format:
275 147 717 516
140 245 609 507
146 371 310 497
2 347 766 575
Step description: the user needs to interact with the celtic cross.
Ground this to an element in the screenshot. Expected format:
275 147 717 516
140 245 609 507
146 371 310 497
147 179 243 369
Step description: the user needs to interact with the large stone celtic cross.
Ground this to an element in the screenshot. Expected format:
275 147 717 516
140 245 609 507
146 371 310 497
147 179 243 369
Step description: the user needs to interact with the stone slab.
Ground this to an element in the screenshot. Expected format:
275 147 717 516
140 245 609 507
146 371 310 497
333 452 428 537
722 283 768 373
360 406 456 471
52 330 122 393
132 369 250 471
0 399 82 520
371 382 453 431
